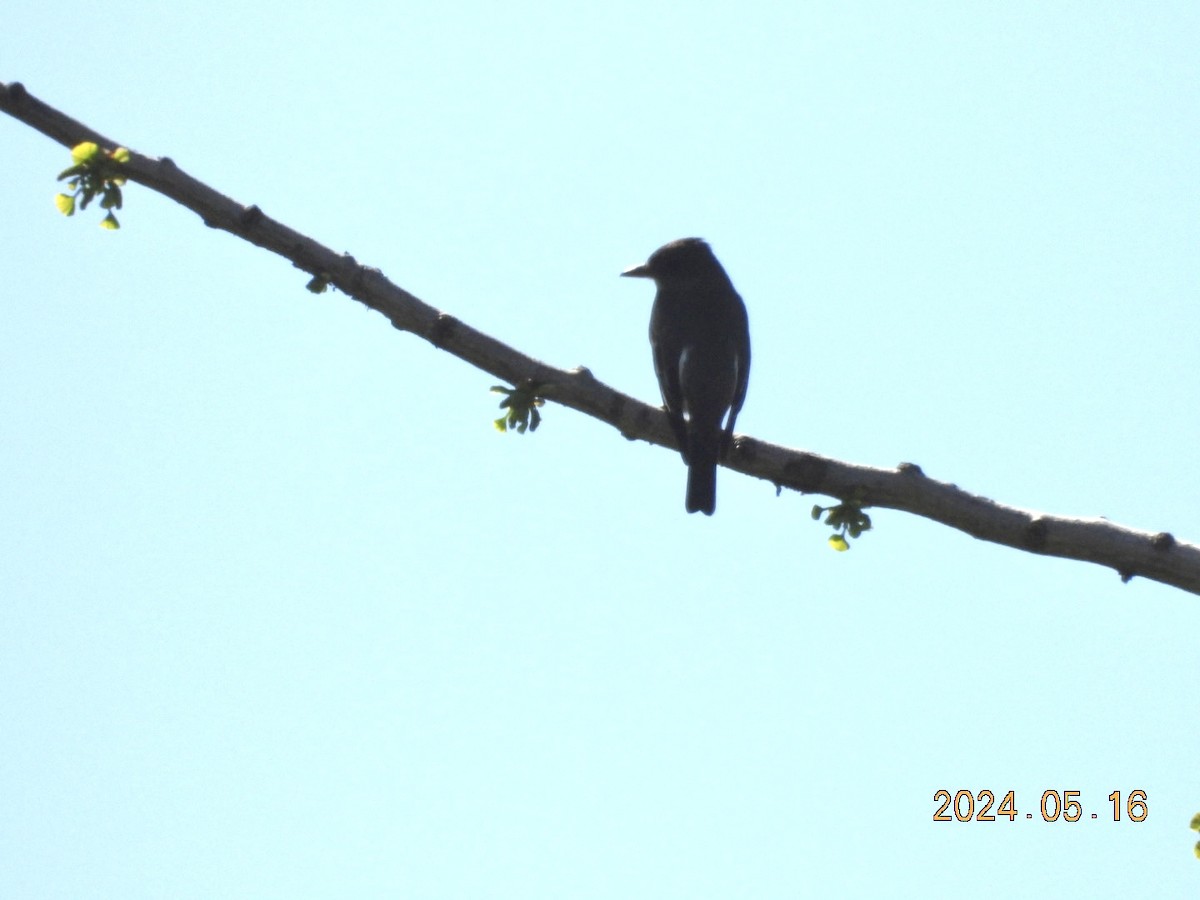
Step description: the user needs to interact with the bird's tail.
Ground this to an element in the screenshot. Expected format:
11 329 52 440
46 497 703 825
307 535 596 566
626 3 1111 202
686 461 717 515
685 433 719 515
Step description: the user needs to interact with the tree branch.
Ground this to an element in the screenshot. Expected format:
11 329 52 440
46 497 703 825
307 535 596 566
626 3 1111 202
4 79 1198 596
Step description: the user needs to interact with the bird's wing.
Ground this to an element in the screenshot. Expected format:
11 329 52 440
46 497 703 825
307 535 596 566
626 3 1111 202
724 294 752 439
650 301 689 458
652 340 683 416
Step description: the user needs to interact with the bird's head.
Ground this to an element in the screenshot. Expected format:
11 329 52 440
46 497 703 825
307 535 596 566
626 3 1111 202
621 237 724 285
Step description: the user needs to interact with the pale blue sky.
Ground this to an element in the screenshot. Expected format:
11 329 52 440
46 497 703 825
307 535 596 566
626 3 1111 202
3 2 1199 897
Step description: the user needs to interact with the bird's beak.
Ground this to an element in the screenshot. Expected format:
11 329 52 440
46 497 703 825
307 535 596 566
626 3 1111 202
620 262 653 278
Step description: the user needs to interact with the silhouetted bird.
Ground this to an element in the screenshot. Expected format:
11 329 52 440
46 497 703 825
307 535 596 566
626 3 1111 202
622 238 751 515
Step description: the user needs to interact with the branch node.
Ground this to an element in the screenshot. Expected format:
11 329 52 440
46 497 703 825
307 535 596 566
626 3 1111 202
340 261 372 297
1151 532 1176 551
427 312 459 348
1023 517 1049 552
6 82 27 103
731 435 755 464
238 204 263 228
1119 569 1136 584
898 461 924 477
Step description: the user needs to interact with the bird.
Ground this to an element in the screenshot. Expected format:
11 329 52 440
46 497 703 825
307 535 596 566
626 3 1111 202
621 238 751 515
